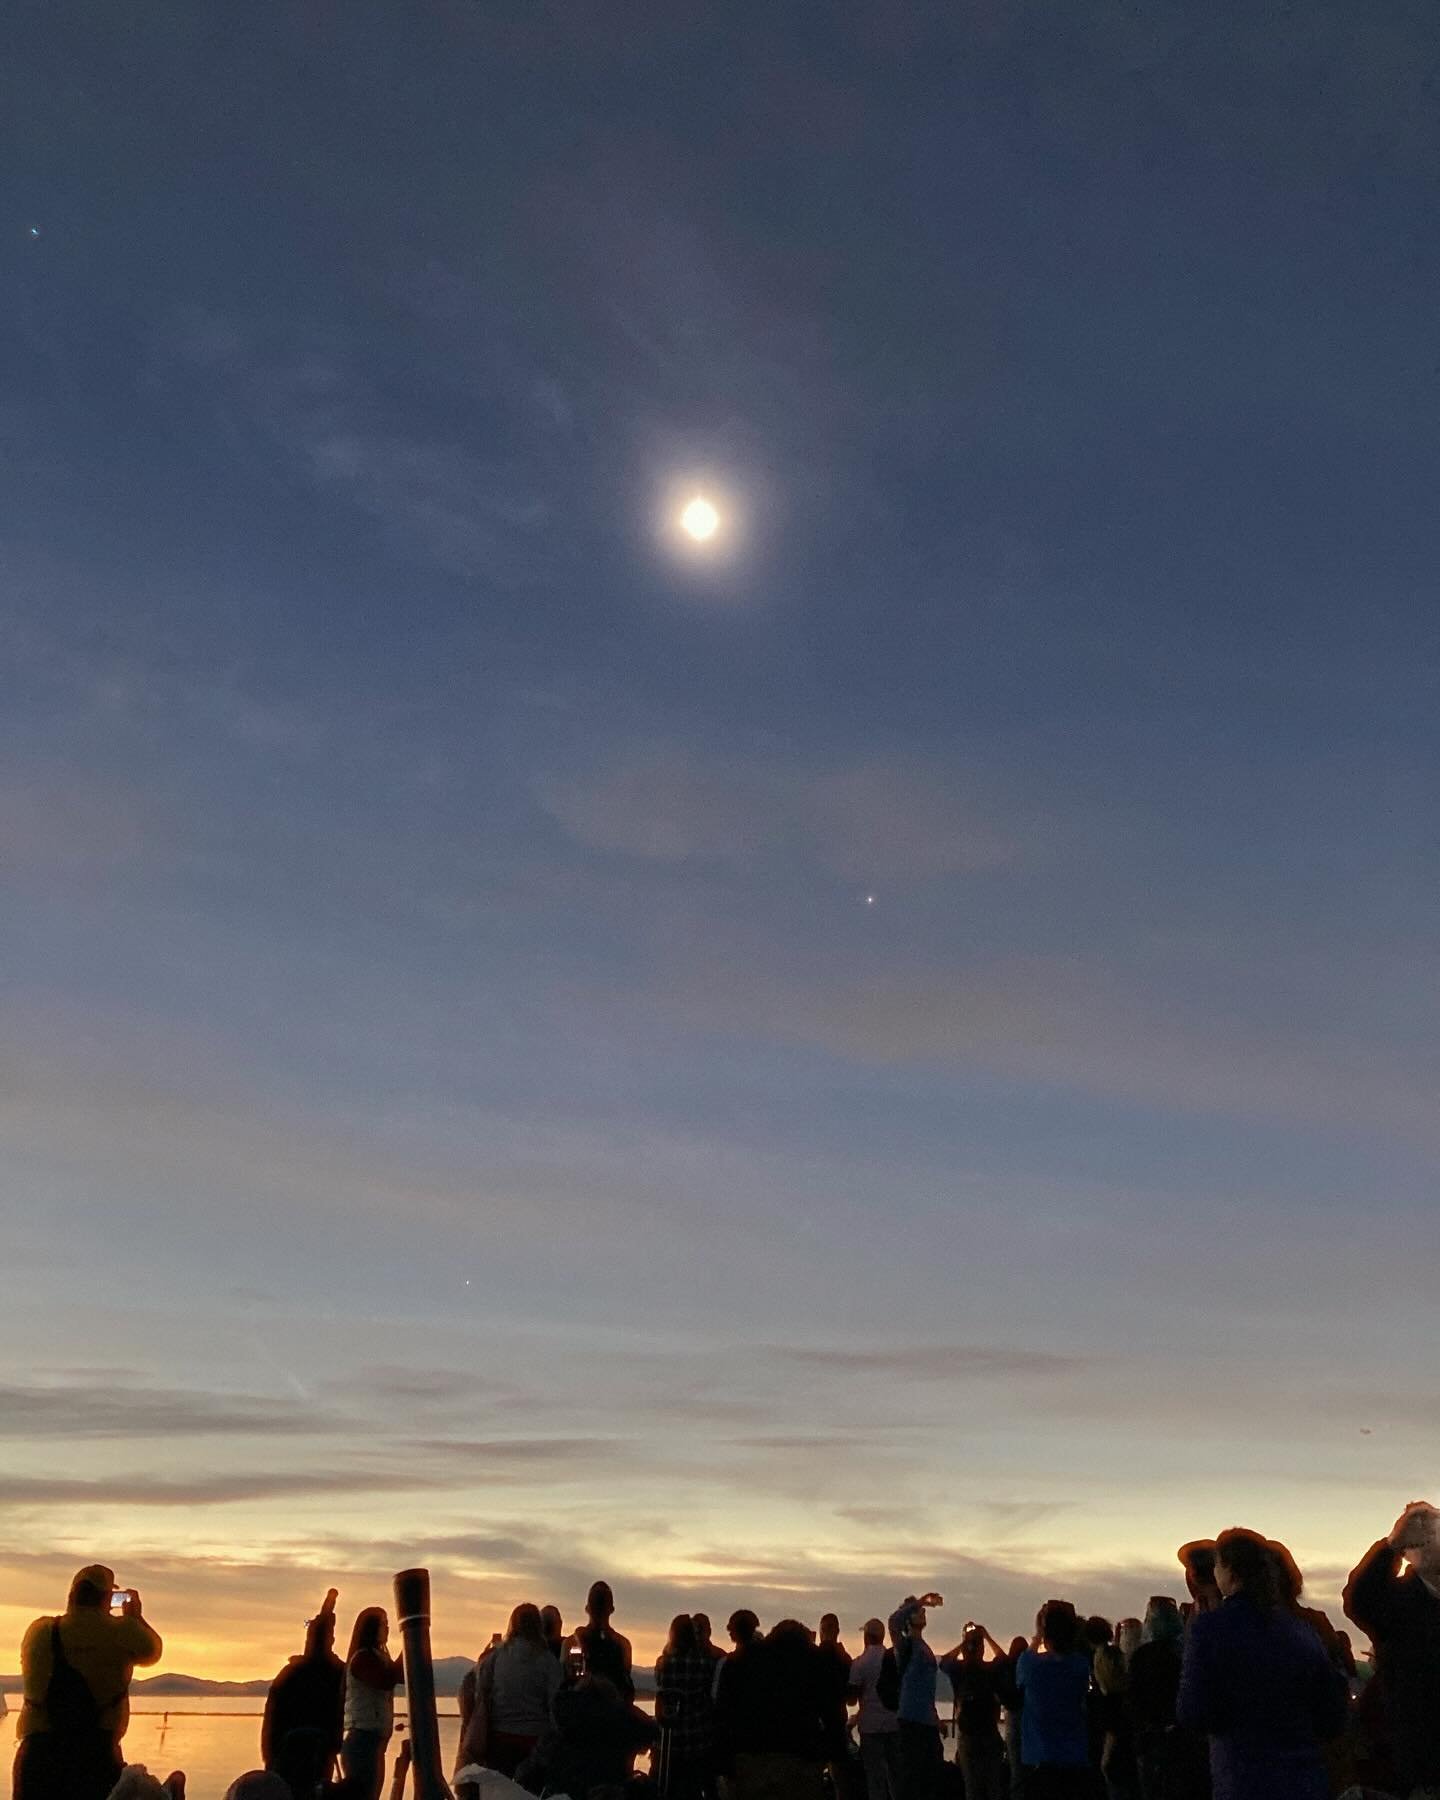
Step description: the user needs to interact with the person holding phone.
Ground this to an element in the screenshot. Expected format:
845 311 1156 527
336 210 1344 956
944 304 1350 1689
12 1564 163 1800
938 1625 1007 1800
887 1596 943 1800
1343 1499 1440 1798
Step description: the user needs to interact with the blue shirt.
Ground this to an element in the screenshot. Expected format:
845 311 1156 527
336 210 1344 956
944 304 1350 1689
895 1635 938 1727
1177 1596 1347 1800
1015 1650 1091 1768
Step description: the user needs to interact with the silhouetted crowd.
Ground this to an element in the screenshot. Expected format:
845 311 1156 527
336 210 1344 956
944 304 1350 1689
12 1502 1440 1800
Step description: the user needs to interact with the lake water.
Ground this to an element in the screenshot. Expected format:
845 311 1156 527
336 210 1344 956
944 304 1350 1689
0 1695 958 1796
0 1698 468 1800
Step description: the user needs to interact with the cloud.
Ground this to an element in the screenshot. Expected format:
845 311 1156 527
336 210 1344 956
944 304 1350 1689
769 1345 1083 1380
165 314 555 585
0 1469 459 1508
324 1367 487 1405
0 1381 329 1441
410 1437 634 1466
651 945 1440 1150
535 748 1016 882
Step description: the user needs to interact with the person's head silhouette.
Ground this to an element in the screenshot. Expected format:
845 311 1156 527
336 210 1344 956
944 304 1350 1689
346 1607 388 1661
666 1614 698 1654
818 1614 841 1647
861 1618 884 1647
1214 1527 1285 1610
69 1564 116 1609
727 1610 760 1648
1038 1600 1080 1654
586 1582 615 1625
507 1603 545 1645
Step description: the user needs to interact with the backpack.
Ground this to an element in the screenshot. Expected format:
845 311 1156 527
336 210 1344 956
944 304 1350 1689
45 1622 104 1735
875 1648 900 1714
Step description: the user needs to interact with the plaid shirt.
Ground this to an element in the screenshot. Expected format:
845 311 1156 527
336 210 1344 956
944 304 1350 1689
656 1648 718 1761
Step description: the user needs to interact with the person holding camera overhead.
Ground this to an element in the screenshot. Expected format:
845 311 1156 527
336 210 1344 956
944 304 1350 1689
1344 1499 1440 1799
938 1623 1008 1800
887 1593 944 1800
12 1564 163 1800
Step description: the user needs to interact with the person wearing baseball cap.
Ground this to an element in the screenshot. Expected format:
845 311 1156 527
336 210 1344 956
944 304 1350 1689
13 1564 163 1800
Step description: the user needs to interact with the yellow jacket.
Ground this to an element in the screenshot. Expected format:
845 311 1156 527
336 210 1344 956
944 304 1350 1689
18 1606 163 1740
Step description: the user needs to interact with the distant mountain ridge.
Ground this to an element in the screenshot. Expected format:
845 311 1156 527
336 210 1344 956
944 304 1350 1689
1 1658 660 1698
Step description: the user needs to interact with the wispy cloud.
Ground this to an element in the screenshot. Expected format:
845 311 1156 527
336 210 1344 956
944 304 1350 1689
768 1345 1082 1379
0 1469 457 1508
0 1381 327 1441
536 747 1017 882
164 313 555 585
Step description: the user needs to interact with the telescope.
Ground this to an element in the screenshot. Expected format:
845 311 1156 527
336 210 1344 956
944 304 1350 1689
394 1567 454 1800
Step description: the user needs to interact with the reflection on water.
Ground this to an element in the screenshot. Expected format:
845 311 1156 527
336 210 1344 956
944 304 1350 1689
0 1707 466 1800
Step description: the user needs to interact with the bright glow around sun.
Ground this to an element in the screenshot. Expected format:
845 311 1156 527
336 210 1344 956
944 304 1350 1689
680 496 720 541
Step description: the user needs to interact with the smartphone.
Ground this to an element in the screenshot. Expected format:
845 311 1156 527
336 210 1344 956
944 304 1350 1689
567 1645 585 1678
110 1589 129 1616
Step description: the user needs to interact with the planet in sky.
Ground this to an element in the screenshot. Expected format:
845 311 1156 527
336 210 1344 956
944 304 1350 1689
680 495 720 542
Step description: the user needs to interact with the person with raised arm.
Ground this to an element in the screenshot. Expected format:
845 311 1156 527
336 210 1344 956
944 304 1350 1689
1343 1499 1440 1799
14 1565 163 1800
887 1595 943 1800
261 1591 345 1783
938 1624 1007 1800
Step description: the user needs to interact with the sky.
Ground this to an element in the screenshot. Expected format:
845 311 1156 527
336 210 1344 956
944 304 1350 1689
2 0 1438 1678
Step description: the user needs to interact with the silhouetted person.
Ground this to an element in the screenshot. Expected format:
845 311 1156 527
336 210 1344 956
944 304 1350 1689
715 1610 765 1782
461 1603 563 1777
1177 1545 1221 1621
457 1631 503 1745
1127 1598 1206 1800
815 1614 852 1768
738 1619 828 1800
341 1607 403 1800
541 1606 566 1663
656 1614 718 1800
518 1671 658 1799
1015 1599 1092 1799
694 1614 727 1686
938 1626 1006 1800
1177 1527 1346 1800
1092 1620 1138 1800
571 1582 635 1703
1001 1635 1028 1792
887 1598 940 1800
1344 1499 1440 1797
13 1564 162 1800
262 1599 345 1783
849 1619 900 1800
